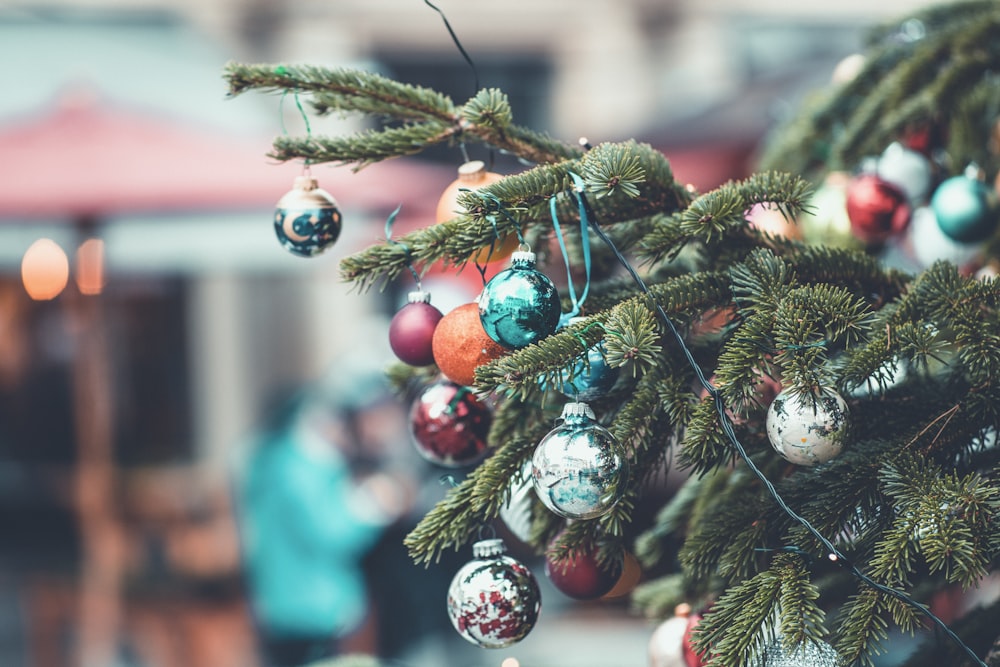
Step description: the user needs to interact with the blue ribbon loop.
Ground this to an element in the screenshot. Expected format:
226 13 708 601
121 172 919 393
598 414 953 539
552 172 593 327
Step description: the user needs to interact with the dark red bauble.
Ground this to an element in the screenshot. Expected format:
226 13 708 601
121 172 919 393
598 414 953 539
845 174 912 244
409 380 491 467
545 540 622 600
389 292 443 366
682 612 707 667
431 302 507 386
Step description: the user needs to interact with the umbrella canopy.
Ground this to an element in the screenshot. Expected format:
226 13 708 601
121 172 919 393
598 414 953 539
0 90 452 220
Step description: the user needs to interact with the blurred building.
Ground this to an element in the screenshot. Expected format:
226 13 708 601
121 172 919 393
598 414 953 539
0 1 959 666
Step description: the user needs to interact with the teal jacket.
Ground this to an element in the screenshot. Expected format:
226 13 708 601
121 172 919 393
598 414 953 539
239 424 388 638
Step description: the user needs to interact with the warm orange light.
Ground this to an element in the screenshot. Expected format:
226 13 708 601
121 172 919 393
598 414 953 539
21 238 69 300
76 238 106 295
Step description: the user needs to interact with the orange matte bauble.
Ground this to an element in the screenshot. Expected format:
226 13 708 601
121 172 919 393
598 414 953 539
431 302 506 386
436 161 518 264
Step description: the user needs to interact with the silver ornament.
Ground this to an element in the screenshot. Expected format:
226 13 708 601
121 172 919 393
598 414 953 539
755 639 841 667
531 402 629 519
446 538 541 648
766 389 850 466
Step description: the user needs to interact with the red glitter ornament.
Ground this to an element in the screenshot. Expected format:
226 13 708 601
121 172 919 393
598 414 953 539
845 173 912 244
409 379 491 467
389 291 443 366
431 302 506 386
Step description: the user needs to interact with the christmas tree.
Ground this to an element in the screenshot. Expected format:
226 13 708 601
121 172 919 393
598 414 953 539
225 1 1000 665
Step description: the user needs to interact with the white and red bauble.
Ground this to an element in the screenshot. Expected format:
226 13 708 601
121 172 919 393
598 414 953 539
447 538 541 649
409 379 491 467
389 291 443 366
648 604 692 667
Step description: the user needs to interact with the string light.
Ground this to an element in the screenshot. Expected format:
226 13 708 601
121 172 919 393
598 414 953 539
572 187 988 667
21 238 69 301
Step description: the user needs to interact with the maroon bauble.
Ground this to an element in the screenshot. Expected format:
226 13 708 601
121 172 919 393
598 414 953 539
389 291 443 366
845 173 912 244
682 611 707 667
545 538 622 600
409 380 491 467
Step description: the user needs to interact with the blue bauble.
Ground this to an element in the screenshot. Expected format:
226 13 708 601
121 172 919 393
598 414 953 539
274 176 342 257
479 251 561 349
531 402 628 520
558 343 619 400
930 174 998 243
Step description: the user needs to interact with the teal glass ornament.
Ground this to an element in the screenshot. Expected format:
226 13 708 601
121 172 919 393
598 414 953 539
554 318 619 400
274 175 342 257
930 170 998 243
478 250 561 349
531 402 628 519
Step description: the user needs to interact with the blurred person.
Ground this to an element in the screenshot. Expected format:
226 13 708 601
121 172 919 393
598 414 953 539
235 364 410 667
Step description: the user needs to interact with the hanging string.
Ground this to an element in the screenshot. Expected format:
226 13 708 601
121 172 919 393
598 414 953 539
279 89 314 170
550 173 593 326
384 205 422 288
422 0 496 168
571 185 988 667
422 0 480 96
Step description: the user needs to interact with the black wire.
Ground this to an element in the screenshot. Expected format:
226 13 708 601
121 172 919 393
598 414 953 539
580 196 987 667
423 0 480 96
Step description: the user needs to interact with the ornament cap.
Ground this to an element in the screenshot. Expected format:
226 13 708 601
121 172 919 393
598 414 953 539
510 250 537 266
277 176 339 210
472 538 507 559
561 401 595 420
964 162 985 181
457 160 488 182
407 290 432 304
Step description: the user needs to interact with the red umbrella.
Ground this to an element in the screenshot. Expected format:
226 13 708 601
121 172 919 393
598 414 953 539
0 90 453 219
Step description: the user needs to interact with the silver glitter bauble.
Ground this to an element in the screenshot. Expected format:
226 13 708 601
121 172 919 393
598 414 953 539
755 639 841 667
766 389 850 467
531 402 629 519
446 538 541 648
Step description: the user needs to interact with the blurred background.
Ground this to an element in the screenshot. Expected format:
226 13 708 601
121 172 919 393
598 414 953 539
0 1 958 666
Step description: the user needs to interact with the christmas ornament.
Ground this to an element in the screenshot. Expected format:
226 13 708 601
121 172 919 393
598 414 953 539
648 604 692 667
930 169 999 243
436 160 517 264
274 175 342 257
544 534 621 600
553 318 620 400
754 639 841 667
531 402 628 520
446 538 541 649
557 344 619 401
799 172 862 250
601 551 641 598
432 302 507 386
389 290 443 366
876 141 934 204
845 173 911 245
766 389 850 466
409 380 491 467
906 206 981 271
479 250 561 350
747 203 803 240
682 610 707 667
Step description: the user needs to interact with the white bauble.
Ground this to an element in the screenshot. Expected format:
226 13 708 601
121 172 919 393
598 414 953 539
876 141 933 204
907 206 982 270
766 389 850 466
648 612 689 667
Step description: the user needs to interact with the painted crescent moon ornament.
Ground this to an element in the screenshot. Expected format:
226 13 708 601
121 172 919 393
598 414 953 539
274 175 342 257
